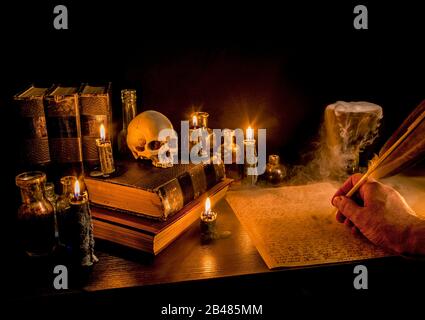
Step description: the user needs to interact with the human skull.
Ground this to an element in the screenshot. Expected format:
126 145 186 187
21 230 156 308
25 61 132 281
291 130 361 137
127 110 175 168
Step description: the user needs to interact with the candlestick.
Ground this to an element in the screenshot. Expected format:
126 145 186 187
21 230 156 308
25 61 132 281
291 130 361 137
64 179 98 267
96 124 115 176
200 197 217 240
246 126 254 141
192 115 198 128
244 126 258 185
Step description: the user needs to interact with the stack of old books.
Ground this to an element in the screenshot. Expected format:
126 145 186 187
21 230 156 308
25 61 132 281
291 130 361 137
14 83 112 176
85 159 232 254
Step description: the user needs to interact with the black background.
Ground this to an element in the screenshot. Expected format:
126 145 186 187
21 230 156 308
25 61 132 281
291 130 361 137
2 1 425 315
2 1 424 160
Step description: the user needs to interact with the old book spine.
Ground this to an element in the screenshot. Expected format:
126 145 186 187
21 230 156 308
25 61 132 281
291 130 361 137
14 91 51 167
156 162 226 219
79 84 113 169
44 91 84 180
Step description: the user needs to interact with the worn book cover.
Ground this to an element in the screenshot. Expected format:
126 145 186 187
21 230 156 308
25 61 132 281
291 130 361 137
79 83 113 168
91 178 232 254
44 85 84 178
14 85 51 166
85 159 226 220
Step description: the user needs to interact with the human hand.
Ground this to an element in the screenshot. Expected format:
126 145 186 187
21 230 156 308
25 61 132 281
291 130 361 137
332 173 424 255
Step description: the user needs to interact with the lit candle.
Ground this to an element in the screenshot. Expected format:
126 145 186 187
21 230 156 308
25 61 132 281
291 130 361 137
243 126 258 185
192 111 209 128
189 112 210 159
204 197 212 217
66 178 98 267
96 124 115 176
192 115 198 128
74 179 81 199
100 123 106 142
200 197 217 240
246 126 254 141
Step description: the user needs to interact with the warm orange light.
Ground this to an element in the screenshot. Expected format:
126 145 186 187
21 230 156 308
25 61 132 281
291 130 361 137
100 124 106 141
205 197 211 215
192 115 198 127
246 126 254 140
74 179 80 199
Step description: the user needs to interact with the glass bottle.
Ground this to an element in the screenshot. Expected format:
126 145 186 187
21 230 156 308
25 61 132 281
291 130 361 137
264 155 287 185
15 171 55 257
118 89 138 155
56 176 77 246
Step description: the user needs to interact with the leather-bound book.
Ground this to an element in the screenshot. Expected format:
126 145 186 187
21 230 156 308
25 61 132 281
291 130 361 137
14 85 51 167
91 178 231 254
85 159 227 220
44 85 84 178
79 83 112 169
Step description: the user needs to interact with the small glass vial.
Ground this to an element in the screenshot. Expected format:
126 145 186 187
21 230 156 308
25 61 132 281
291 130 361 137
118 89 138 155
15 171 55 257
265 155 287 185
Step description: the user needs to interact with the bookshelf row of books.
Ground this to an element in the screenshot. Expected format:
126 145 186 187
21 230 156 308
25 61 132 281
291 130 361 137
14 83 112 177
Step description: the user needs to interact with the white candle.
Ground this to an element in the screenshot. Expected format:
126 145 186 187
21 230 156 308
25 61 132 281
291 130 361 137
74 179 81 199
100 124 106 142
96 124 115 175
246 126 254 141
204 197 211 218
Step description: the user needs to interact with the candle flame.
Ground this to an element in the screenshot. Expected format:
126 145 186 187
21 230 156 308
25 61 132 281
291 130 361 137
192 115 198 127
205 197 211 213
100 124 106 141
247 126 254 140
74 180 80 199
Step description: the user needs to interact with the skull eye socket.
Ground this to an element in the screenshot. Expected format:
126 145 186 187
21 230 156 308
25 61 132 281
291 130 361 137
148 141 162 151
136 146 145 152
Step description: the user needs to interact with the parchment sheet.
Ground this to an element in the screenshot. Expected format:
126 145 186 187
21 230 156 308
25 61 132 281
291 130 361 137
226 182 391 269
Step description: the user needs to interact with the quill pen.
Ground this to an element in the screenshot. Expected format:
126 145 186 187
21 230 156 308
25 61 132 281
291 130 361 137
336 100 425 204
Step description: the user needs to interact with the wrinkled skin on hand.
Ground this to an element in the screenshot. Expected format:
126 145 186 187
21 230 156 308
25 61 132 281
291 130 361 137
332 173 425 255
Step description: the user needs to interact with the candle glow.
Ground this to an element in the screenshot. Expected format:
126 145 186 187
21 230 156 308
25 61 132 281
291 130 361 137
74 179 80 199
100 124 106 141
246 126 254 141
192 115 198 127
204 197 211 216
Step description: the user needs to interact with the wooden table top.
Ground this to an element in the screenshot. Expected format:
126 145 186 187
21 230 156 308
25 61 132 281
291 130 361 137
8 171 425 302
85 198 270 291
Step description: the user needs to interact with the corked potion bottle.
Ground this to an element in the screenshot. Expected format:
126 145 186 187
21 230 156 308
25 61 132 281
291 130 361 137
118 89 138 156
15 171 55 257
